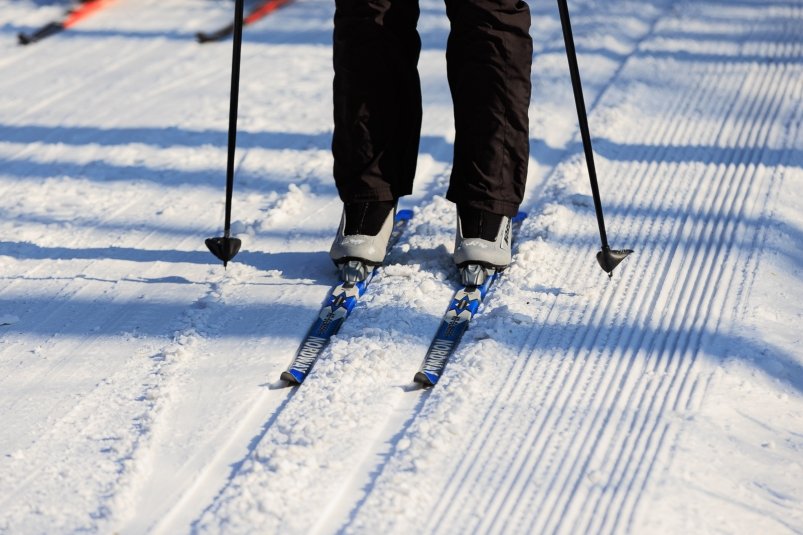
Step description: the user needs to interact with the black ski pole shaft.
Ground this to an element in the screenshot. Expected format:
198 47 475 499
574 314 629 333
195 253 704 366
556 0 632 275
224 0 245 238
205 0 246 267
556 0 608 248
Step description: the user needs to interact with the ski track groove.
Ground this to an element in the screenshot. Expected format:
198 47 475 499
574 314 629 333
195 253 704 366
0 232 217 531
405 2 802 533
580 56 781 534
174 385 301 534
114 202 332 531
189 188 454 534
0 43 217 181
149 385 287 533
310 389 429 535
138 158 355 533
426 5 679 532
334 386 435 533
619 55 803 534
568 17 800 529
427 248 582 532
563 61 737 534
432 12 693 535
0 227 195 413
113 176 334 528
421 222 565 534
0 31 257 528
551 32 796 535
504 67 720 535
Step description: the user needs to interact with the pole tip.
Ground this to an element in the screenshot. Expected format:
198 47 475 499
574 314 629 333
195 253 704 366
206 236 242 266
596 247 633 276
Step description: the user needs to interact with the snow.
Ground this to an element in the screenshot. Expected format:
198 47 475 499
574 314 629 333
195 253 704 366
1 0 801 533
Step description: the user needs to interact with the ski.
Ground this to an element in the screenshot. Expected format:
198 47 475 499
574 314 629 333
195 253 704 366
18 0 112 45
196 0 293 43
281 209 413 385
414 212 527 386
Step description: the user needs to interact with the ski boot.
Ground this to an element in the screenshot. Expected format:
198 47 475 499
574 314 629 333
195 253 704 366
330 201 396 283
453 206 513 287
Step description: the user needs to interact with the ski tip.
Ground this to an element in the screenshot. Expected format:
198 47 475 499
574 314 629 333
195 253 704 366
413 371 438 387
18 33 33 45
195 33 214 43
267 379 291 390
280 369 305 385
196 31 229 43
396 209 414 221
513 211 528 223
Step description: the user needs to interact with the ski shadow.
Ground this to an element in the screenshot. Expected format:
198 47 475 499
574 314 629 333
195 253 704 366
0 240 209 264
593 138 803 167
0 124 335 197
544 190 803 277
0 155 294 193
0 124 329 151
0 124 454 180
479 297 803 395
602 199 803 270
0 293 332 339
0 123 453 163
0 240 335 284
236 249 334 283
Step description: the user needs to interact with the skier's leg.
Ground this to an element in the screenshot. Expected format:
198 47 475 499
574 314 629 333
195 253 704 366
331 0 421 273
444 0 532 271
444 0 532 217
332 0 422 204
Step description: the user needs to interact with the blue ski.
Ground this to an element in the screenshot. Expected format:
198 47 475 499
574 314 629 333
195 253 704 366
413 275 498 386
281 209 413 384
414 212 526 386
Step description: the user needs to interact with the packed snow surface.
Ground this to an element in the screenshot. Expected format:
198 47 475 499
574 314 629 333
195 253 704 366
0 0 801 533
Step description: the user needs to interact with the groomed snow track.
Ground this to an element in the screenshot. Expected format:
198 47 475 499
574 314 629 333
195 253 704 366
0 0 801 534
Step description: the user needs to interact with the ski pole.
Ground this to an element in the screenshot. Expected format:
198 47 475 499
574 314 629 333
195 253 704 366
206 0 246 267
556 0 632 277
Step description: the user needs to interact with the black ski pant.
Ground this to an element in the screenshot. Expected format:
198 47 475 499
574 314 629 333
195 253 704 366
332 0 532 217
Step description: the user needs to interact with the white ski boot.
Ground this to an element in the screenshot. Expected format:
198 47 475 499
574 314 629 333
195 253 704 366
453 207 512 286
330 201 396 282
